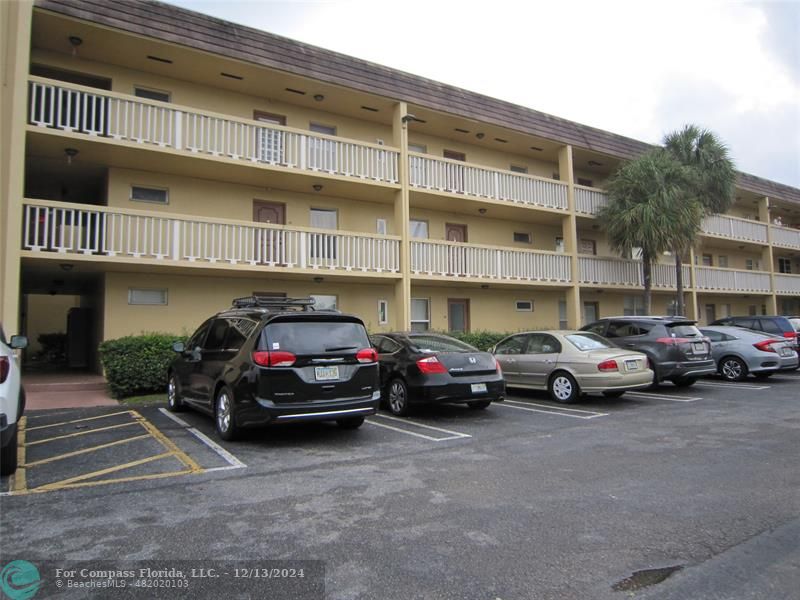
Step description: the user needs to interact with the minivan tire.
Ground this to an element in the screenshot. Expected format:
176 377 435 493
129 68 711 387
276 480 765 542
336 416 365 429
215 386 240 441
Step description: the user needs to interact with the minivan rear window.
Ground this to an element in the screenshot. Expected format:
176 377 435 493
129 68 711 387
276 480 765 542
666 324 702 338
261 321 369 355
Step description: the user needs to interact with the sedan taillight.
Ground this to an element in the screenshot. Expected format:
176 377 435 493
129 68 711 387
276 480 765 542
356 348 378 363
416 355 447 374
597 359 619 372
0 357 9 384
252 350 297 367
753 340 777 354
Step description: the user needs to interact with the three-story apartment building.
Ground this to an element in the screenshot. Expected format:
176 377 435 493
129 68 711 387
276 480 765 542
2 0 799 369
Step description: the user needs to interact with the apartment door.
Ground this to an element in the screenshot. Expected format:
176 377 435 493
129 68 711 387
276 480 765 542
253 200 286 264
583 301 599 325
705 304 716 325
443 149 466 193
446 223 468 275
254 111 286 164
448 299 470 333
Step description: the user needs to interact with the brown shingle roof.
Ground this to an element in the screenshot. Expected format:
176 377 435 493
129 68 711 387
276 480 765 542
34 0 800 204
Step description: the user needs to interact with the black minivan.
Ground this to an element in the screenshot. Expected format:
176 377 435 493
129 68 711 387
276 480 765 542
168 297 380 440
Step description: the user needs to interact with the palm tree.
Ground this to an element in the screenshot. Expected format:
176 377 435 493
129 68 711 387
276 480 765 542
599 149 702 314
663 125 736 315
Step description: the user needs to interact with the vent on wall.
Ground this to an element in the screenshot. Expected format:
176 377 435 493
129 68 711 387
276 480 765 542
285 87 306 95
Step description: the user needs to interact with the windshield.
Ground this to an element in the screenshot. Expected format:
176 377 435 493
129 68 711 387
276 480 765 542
565 332 615 351
261 321 369 354
408 335 477 353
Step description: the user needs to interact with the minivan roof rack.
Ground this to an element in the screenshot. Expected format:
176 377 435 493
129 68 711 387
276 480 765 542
231 296 317 311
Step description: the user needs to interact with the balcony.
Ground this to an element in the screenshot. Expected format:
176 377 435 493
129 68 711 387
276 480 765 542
408 153 568 211
574 186 608 215
579 256 689 289
771 225 800 250
700 215 768 244
410 240 571 284
774 274 800 296
27 77 400 185
694 267 771 293
21 200 401 275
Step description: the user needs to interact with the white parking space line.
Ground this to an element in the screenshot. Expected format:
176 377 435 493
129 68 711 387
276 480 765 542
695 381 769 391
367 414 471 442
499 400 608 419
158 408 246 471
626 391 702 403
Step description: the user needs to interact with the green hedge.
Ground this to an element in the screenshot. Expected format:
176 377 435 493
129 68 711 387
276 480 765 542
98 333 186 399
439 330 511 351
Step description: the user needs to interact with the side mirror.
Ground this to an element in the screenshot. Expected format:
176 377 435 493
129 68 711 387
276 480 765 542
172 341 185 353
10 335 28 350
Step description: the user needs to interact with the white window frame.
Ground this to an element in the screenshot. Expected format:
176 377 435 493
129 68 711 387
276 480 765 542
376 218 388 235
410 298 430 331
310 208 338 230
778 257 792 274
408 143 427 154
410 219 429 239
310 294 337 311
133 86 171 103
623 295 646 316
378 299 389 325
510 164 528 174
515 300 534 312
130 185 169 205
558 299 568 329
718 255 729 268
128 288 168 305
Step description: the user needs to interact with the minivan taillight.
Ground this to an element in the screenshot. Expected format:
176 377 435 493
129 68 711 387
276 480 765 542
252 350 296 367
356 348 377 363
753 340 777 353
0 357 9 384
597 359 618 372
416 355 447 374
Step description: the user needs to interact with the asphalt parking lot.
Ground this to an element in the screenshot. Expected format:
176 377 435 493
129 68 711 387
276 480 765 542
2 372 799 599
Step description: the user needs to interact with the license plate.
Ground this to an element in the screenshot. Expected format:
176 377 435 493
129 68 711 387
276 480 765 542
471 383 487 394
624 359 639 371
314 366 339 381
693 342 705 353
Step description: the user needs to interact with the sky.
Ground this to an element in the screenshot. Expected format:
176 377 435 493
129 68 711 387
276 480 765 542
167 0 800 187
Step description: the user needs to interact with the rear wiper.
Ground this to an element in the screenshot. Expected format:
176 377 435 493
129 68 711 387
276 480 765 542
325 345 357 352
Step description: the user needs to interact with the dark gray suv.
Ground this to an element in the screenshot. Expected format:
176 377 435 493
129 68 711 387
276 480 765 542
581 317 715 387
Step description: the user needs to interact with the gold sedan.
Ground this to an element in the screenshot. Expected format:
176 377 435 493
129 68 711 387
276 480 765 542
492 331 653 403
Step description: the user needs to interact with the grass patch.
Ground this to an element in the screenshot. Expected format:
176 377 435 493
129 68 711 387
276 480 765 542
120 393 167 406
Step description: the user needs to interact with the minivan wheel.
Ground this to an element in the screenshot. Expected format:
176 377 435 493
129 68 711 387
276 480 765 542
549 372 579 404
388 378 410 416
336 416 365 429
166 375 185 412
215 386 239 441
0 428 18 477
719 356 747 382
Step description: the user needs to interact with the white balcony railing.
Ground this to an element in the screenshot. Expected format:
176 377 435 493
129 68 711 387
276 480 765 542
774 274 800 295
694 267 771 293
574 186 608 215
771 226 800 249
578 256 690 289
408 153 568 210
701 215 768 244
22 200 400 273
27 77 399 184
410 240 571 282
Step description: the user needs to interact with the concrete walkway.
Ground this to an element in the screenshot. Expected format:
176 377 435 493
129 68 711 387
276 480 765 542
23 372 118 410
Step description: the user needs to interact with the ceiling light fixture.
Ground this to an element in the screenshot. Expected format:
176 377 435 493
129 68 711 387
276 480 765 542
313 184 323 192
480 284 489 289
530 146 543 151
60 263 74 272
64 148 79 164
313 94 325 102
588 160 603 167
478 208 487 215
68 35 82 56
476 132 485 139
401 114 417 123
313 276 324 284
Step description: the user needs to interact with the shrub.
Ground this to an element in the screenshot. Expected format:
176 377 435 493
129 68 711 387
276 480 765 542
98 333 186 399
439 330 511 351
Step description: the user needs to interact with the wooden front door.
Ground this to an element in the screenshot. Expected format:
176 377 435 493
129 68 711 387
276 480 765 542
253 200 286 264
448 299 470 333
445 223 468 275
443 149 466 193
445 223 468 243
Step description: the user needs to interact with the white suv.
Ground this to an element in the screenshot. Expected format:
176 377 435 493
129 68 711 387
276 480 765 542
1 325 27 476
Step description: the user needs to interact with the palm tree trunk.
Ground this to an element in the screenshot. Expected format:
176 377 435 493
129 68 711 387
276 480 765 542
642 250 653 314
675 250 685 316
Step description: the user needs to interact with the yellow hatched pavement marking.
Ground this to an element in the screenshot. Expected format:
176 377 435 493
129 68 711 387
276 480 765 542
23 434 151 467
132 411 202 473
26 411 134 432
8 417 27 493
26 421 139 446
31 452 174 492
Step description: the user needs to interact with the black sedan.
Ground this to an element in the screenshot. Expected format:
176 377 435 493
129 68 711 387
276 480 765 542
369 332 505 416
